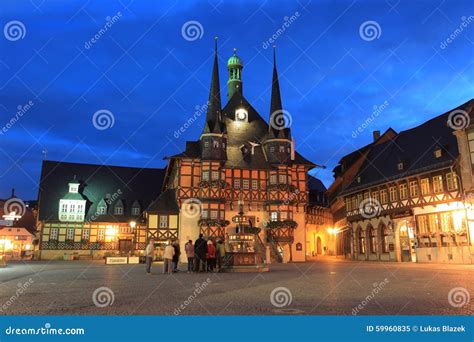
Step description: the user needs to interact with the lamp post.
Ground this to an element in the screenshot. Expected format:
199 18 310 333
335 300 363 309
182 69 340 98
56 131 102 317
130 221 137 252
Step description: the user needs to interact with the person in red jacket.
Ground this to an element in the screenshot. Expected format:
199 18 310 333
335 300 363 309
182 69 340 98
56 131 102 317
206 240 216 272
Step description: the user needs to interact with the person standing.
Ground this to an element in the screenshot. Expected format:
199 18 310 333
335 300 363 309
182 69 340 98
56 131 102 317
145 239 155 274
216 239 226 272
163 241 175 274
207 240 216 272
194 234 207 272
185 240 194 273
172 240 181 273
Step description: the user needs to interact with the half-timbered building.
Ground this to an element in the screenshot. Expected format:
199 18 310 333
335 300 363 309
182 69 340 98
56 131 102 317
337 100 474 264
148 41 319 263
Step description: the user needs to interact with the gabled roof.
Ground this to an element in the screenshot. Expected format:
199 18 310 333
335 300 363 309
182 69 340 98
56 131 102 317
146 189 179 214
342 99 473 194
38 160 165 222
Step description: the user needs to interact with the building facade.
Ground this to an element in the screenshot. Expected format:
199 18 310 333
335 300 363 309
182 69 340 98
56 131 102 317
36 42 324 262
334 100 474 264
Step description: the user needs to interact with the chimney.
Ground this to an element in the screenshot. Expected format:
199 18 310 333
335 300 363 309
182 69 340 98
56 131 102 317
373 130 380 141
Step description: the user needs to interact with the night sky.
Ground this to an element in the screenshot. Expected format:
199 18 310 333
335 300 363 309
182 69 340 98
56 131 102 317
0 0 473 200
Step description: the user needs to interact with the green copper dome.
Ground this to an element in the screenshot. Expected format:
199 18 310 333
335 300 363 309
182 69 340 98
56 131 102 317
227 48 243 66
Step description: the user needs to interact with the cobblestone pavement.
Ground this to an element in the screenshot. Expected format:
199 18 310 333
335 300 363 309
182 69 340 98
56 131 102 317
0 259 472 315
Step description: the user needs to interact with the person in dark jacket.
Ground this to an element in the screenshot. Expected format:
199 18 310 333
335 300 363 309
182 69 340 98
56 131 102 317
172 239 181 273
194 234 207 272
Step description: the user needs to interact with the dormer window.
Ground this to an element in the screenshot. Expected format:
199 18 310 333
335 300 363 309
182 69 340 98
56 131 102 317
115 207 123 215
131 200 141 216
397 162 404 171
357 176 361 183
204 141 209 148
213 140 219 148
279 146 285 152
434 149 442 158
96 198 107 215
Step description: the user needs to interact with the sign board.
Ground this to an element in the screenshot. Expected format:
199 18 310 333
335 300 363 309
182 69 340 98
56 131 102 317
128 256 139 264
0 220 13 227
105 257 128 265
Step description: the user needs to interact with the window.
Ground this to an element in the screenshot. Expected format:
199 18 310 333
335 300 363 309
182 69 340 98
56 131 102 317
210 210 218 219
380 190 387 204
132 207 140 216
358 228 365 254
372 191 379 202
242 179 249 189
202 171 210 181
409 181 418 197
468 131 474 164
204 141 209 148
397 162 404 171
159 216 168 228
432 175 443 193
428 214 439 232
351 196 357 209
97 206 106 215
357 194 363 206
345 198 351 211
97 229 105 241
446 172 458 191
420 178 430 195
279 146 285 152
82 229 90 240
417 215 429 234
434 149 442 158
270 146 275 153
66 228 74 240
363 192 369 200
212 140 219 148
270 174 277 184
201 210 209 219
439 212 452 232
399 183 408 200
270 212 278 221
50 227 59 240
381 226 389 253
114 207 123 215
77 204 84 214
61 203 68 213
211 171 220 180
389 187 397 202
234 179 240 189
69 204 75 213
368 227 376 254
251 180 258 190
279 175 287 184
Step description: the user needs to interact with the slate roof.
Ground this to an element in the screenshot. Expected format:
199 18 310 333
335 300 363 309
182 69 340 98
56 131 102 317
341 99 474 194
146 188 179 214
167 92 315 169
38 160 166 222
308 175 328 206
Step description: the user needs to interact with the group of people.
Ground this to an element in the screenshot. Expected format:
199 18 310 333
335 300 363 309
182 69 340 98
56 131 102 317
145 234 226 274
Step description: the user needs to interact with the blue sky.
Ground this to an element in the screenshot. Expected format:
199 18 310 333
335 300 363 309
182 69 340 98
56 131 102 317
0 0 473 199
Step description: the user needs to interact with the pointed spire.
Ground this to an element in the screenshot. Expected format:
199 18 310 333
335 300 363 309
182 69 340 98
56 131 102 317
203 36 223 134
268 46 290 140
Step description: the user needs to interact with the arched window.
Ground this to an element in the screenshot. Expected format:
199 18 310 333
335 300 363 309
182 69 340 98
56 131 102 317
358 228 365 254
381 225 389 253
367 226 377 254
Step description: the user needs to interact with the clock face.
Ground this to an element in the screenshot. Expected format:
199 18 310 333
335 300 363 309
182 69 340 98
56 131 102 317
236 108 247 121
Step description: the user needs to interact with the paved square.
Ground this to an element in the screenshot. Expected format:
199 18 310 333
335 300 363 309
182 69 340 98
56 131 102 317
0 259 472 315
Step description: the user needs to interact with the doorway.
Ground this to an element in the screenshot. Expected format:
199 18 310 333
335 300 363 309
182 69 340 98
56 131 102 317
398 222 413 262
118 239 133 254
316 236 322 255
